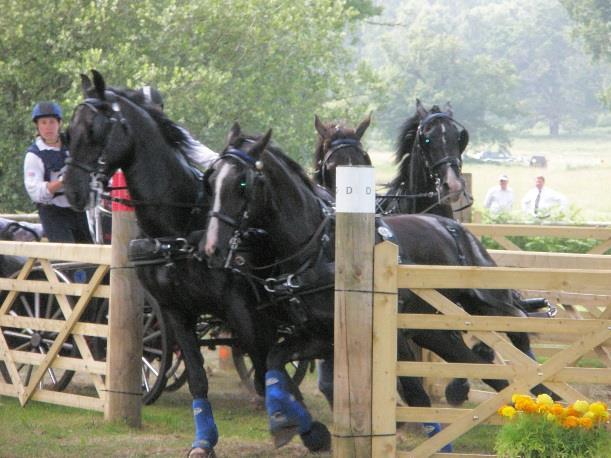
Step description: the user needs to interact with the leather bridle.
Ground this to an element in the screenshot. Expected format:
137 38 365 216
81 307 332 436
316 137 371 189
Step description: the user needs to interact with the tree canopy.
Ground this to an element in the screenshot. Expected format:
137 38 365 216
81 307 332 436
0 0 377 211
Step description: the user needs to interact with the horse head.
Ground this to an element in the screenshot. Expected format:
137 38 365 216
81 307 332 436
313 113 372 193
203 123 323 269
64 70 135 211
411 99 469 204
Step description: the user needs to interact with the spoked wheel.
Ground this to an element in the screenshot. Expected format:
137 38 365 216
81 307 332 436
92 291 171 405
232 346 309 394
1 268 76 391
164 345 188 392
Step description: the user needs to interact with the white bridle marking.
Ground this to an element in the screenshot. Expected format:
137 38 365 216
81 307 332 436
204 163 231 256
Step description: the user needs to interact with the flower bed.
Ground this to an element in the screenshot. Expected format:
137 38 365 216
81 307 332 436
495 394 609 457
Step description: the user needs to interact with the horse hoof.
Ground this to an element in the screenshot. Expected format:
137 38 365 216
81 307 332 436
188 447 216 458
445 378 470 406
300 421 331 452
272 425 300 448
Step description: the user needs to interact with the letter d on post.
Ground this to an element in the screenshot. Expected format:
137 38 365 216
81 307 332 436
334 166 375 457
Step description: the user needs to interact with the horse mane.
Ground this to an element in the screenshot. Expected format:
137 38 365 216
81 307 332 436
239 134 319 197
105 87 199 163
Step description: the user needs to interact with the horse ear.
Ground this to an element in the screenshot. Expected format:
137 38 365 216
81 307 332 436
226 122 241 147
80 74 93 97
314 115 327 138
249 129 272 160
91 70 106 100
355 111 372 139
444 101 454 118
416 98 428 119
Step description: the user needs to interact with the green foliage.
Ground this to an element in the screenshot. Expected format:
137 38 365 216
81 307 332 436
495 413 610 458
480 209 601 253
0 0 380 212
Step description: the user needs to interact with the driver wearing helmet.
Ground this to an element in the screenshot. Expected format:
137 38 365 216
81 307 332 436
138 86 219 170
24 102 92 243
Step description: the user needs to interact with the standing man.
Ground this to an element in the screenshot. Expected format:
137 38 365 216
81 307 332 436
522 175 568 217
24 102 92 243
483 174 513 213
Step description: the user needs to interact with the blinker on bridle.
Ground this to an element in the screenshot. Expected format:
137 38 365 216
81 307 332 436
317 137 370 188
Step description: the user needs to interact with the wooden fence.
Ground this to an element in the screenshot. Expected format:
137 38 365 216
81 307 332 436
371 241 611 457
0 241 110 411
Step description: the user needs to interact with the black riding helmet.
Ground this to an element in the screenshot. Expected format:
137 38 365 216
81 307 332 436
139 86 164 110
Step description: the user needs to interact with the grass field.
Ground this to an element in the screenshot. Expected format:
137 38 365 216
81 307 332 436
368 128 611 221
0 363 499 457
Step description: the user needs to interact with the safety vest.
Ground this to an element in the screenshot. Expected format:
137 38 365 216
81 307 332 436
27 140 69 182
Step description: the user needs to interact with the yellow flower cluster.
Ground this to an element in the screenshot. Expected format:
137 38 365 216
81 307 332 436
497 394 609 430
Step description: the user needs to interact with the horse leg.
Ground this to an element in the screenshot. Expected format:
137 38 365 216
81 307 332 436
398 332 453 453
265 336 331 452
445 340 496 406
316 358 333 407
506 331 561 401
223 288 272 397
164 309 218 458
412 330 509 405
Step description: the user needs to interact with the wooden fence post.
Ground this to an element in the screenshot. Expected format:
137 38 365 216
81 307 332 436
334 166 376 457
104 170 143 426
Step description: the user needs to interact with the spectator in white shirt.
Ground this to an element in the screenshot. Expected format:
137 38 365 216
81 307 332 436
522 175 568 217
484 174 513 213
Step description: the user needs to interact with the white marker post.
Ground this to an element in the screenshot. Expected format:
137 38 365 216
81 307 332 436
333 166 376 457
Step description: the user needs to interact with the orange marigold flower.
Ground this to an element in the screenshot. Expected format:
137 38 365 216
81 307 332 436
550 403 565 417
512 394 531 405
566 406 582 418
562 415 580 428
579 417 593 429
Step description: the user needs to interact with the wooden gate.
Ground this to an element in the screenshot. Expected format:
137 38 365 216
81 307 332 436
0 241 110 411
372 241 611 457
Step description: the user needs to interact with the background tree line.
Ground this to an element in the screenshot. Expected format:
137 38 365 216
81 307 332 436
0 0 608 212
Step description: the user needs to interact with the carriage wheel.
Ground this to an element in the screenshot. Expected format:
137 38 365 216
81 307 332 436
163 345 188 392
0 268 76 391
231 346 309 394
91 291 171 405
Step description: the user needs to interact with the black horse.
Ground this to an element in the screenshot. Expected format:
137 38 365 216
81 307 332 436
63 70 275 458
201 126 559 451
379 99 470 218
312 113 372 192
313 113 558 407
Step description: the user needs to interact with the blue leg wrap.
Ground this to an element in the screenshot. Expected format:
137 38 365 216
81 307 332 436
526 349 537 361
192 398 218 450
423 422 453 453
265 369 312 434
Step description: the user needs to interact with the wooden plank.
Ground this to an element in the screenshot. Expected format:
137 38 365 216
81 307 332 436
0 278 110 298
396 313 611 335
464 223 611 239
491 236 521 251
104 209 143 427
0 241 112 264
0 258 36 316
396 406 504 425
334 209 375 458
2 350 107 374
490 250 611 270
0 382 104 411
588 238 611 255
0 316 108 338
396 362 611 383
398 265 611 294
372 242 398 457
20 264 108 405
